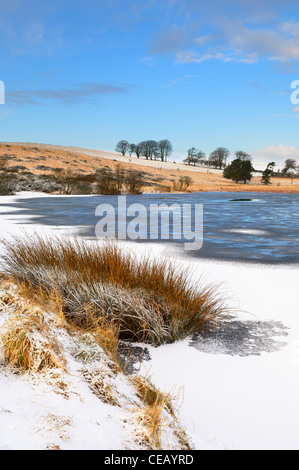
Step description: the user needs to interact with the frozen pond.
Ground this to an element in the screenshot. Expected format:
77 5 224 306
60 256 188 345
1 192 298 264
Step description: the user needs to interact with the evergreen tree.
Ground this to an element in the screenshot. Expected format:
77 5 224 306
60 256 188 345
223 156 255 183
261 162 276 185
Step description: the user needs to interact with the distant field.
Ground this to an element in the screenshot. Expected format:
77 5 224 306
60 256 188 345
1 142 299 194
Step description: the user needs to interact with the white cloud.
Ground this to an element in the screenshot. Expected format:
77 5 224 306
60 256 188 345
194 35 213 45
226 21 299 62
151 11 299 65
252 144 299 168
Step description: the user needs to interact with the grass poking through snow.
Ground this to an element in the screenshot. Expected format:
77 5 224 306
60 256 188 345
0 307 65 372
3 234 227 346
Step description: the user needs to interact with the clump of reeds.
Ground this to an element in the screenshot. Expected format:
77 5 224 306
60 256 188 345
2 234 227 345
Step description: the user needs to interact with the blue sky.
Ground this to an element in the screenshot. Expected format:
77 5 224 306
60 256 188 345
1 0 299 167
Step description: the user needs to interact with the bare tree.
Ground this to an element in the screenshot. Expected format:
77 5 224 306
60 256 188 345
129 143 142 158
96 168 119 194
132 143 144 158
95 165 126 194
115 164 125 193
209 147 230 169
157 139 173 162
282 158 298 183
235 151 252 161
125 170 145 194
115 140 130 156
173 176 193 191
184 147 198 166
129 144 136 157
282 158 297 173
54 169 79 195
139 140 158 160
147 140 159 160
184 149 205 166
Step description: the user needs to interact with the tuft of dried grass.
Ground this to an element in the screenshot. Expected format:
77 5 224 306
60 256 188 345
0 310 66 373
3 234 228 345
82 366 120 406
131 375 174 417
72 333 103 364
137 398 168 450
41 413 73 442
64 309 121 367
133 375 192 450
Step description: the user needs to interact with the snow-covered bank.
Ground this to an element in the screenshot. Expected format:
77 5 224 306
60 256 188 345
0 348 142 450
116 239 299 450
0 283 189 450
140 259 299 450
0 193 298 450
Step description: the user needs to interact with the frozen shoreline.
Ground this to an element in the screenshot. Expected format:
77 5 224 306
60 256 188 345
141 257 298 450
122 241 299 449
0 192 298 450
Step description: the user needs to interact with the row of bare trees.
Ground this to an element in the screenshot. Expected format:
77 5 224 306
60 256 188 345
116 141 244 169
184 147 231 169
115 139 173 162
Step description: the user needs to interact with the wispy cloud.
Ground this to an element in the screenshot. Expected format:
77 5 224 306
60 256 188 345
175 50 257 64
172 19 299 64
148 2 299 66
7 82 130 106
150 25 192 55
140 56 156 66
162 74 197 88
271 61 299 75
